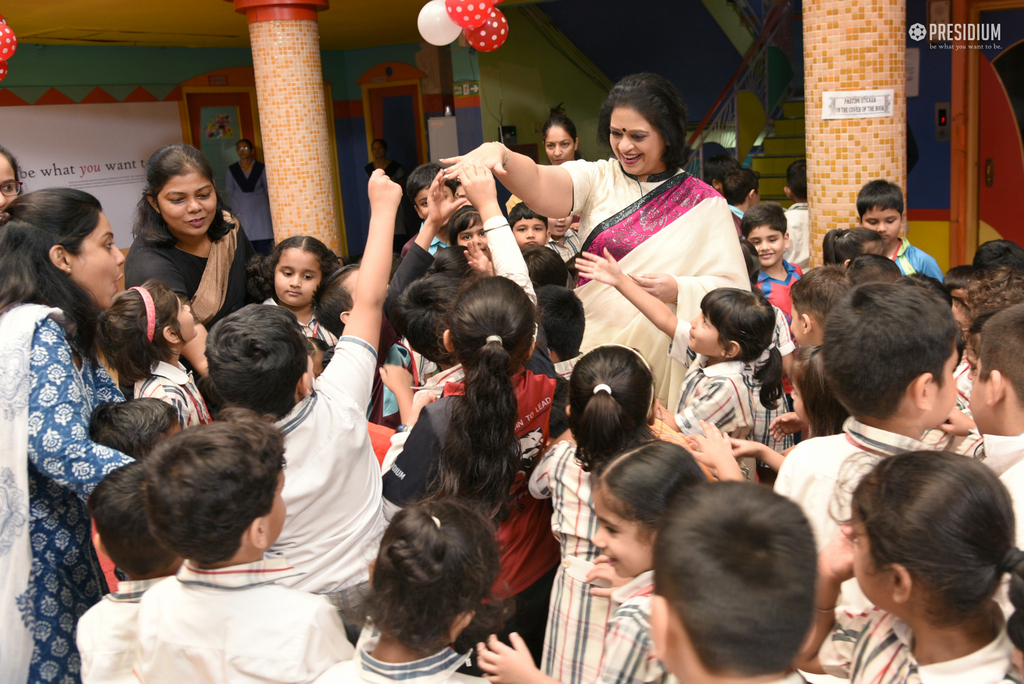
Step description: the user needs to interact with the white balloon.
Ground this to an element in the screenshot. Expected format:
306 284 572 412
418 0 463 46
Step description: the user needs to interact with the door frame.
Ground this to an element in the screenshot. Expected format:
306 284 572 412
360 79 429 166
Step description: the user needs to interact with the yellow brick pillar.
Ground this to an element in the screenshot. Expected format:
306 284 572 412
229 0 341 252
803 0 907 265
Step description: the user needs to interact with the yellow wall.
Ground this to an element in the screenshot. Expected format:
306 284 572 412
908 220 951 273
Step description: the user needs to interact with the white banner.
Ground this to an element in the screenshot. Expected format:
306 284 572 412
0 101 183 245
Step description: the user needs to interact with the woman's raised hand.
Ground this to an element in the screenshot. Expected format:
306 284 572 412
576 248 625 287
441 142 508 180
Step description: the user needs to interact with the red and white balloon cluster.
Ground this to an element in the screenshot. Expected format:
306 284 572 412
417 0 508 52
0 15 17 83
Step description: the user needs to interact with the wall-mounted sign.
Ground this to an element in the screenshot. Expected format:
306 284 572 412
822 89 895 120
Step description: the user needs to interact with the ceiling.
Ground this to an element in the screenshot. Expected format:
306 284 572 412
8 0 539 51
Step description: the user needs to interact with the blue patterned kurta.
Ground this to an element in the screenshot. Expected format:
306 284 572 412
24 317 132 684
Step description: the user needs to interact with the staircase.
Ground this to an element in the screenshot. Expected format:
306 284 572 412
750 97 805 207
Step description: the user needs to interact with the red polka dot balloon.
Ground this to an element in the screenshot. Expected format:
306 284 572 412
0 61 7 83
0 22 17 62
466 7 508 52
444 0 493 30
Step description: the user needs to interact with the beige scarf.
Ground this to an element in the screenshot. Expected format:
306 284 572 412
190 227 238 326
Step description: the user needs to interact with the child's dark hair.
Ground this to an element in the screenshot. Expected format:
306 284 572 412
823 283 957 419
943 264 977 294
738 238 759 286
144 417 286 565
429 277 538 520
790 265 850 326
89 462 180 577
979 304 1024 407
536 285 585 361
447 206 481 246
851 451 1024 641
654 482 817 676
523 246 569 288
846 254 901 285
568 345 656 473
430 245 472 279
305 336 329 356
973 239 1024 273
856 178 904 216
406 163 442 203
597 441 706 535
393 273 461 366
703 154 740 186
509 203 548 227
133 144 232 248
245 235 339 302
791 346 848 437
721 168 759 206
312 263 360 338
90 399 178 459
98 280 184 385
967 266 1024 324
0 143 20 182
549 377 570 438
739 201 786 238
598 73 689 171
701 288 783 410
366 500 511 656
821 227 886 265
785 159 807 201
206 304 308 419
900 273 952 307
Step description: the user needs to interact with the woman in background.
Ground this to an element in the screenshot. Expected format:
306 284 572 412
225 138 274 256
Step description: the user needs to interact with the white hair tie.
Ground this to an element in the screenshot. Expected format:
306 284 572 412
430 515 441 529
486 335 503 345
593 384 612 396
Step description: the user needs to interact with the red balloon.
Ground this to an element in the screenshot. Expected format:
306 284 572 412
0 62 8 82
444 0 493 30
0 14 6 24
0 24 16 62
466 7 508 52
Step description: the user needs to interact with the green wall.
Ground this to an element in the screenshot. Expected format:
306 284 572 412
478 7 610 162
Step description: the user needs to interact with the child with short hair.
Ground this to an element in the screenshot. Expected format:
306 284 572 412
316 501 510 683
945 265 976 337
98 280 211 428
478 441 707 684
523 246 571 288
821 227 886 266
783 159 809 270
89 398 179 459
135 419 353 683
961 268 1024 414
400 162 451 257
546 215 581 261
536 285 585 379
789 265 850 347
722 168 760 226
776 283 971 581
78 463 182 684
797 451 1023 682
651 482 817 684
703 154 741 194
846 253 901 285
448 205 488 257
204 169 399 600
857 179 943 280
973 238 1024 273
510 203 550 250
741 201 802 323
246 235 341 345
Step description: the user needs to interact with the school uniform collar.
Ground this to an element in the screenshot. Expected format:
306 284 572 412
894 237 912 259
843 417 950 457
697 355 748 378
276 393 318 435
729 205 744 219
151 360 190 385
611 570 655 603
788 202 808 210
891 617 1014 684
355 627 469 684
106 577 166 603
980 432 1024 476
176 557 303 590
757 260 799 284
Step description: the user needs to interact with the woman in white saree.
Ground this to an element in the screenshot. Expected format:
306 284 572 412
444 73 748 409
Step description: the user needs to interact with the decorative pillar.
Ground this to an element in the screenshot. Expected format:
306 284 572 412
229 0 341 252
803 0 907 265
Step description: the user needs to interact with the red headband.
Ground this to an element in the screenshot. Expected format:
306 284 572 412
130 286 156 342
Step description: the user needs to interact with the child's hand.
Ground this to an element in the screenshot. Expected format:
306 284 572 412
379 365 413 398
819 527 856 584
939 407 976 436
689 421 745 481
653 398 680 432
367 168 403 211
408 390 437 425
426 170 468 235
476 633 541 684
586 555 633 597
466 239 495 276
729 437 765 459
458 164 500 215
629 272 678 304
576 248 624 287
769 411 806 440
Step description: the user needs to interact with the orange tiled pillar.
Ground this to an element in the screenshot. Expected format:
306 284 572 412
230 0 340 252
803 0 907 265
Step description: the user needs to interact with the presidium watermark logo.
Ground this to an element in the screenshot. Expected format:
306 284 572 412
909 22 1002 50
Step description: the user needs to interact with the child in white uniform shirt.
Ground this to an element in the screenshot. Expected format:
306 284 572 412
204 170 400 601
316 500 508 684
77 463 182 684
796 452 1023 684
135 418 353 684
651 483 816 684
